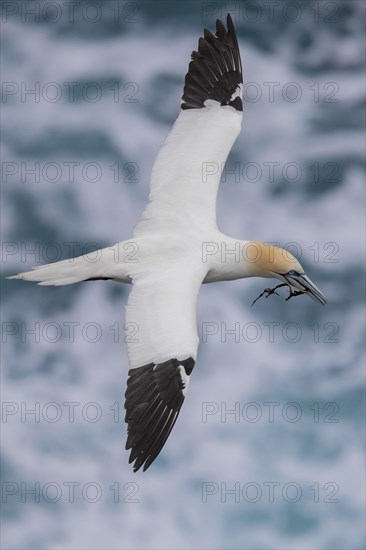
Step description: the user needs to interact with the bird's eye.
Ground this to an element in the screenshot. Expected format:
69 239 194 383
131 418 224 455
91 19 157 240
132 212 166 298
288 269 298 276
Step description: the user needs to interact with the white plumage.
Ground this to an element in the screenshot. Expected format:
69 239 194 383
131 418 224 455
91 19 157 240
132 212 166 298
133 102 242 236
8 14 326 472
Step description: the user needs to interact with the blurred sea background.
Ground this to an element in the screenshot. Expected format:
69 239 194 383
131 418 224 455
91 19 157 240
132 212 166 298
1 1 365 549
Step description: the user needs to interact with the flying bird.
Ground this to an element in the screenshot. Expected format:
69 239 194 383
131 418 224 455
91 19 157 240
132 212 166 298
8 14 326 472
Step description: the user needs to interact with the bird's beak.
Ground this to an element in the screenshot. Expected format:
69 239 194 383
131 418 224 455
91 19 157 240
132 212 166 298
284 273 327 306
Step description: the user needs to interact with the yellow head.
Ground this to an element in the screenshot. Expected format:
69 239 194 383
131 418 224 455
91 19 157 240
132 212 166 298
245 242 326 305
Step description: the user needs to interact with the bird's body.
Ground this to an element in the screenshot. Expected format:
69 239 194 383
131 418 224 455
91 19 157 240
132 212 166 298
8 15 326 472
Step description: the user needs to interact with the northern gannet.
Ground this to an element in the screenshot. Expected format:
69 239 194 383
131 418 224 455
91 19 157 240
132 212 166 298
8 14 326 472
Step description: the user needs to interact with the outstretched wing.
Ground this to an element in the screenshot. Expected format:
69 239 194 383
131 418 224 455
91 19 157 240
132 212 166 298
124 267 205 472
133 14 243 237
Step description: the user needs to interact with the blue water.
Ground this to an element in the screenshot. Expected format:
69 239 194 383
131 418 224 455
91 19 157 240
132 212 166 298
1 1 365 549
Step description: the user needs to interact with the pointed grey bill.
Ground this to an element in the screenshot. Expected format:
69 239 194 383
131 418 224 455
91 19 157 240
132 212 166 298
285 273 327 305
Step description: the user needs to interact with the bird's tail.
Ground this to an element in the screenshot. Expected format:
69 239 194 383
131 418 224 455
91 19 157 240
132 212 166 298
6 244 129 286
6 255 98 286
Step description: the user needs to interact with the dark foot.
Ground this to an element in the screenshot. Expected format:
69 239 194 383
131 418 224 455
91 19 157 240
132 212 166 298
285 289 304 301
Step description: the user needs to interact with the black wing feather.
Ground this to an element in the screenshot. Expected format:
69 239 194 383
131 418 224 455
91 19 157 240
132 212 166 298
181 13 243 111
124 357 195 472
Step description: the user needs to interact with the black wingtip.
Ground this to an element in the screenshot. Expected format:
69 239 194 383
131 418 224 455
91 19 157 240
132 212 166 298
124 358 195 472
226 13 234 32
181 13 243 111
